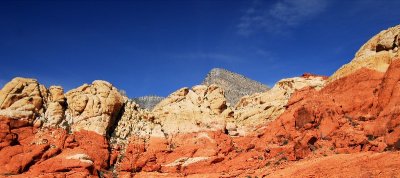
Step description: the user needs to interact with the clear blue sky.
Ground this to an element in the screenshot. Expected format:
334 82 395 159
1 0 399 98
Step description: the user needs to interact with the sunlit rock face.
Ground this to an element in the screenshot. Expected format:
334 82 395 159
0 77 46 121
65 80 124 135
152 84 233 135
329 25 400 83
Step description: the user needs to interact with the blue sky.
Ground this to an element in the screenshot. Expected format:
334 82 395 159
1 0 399 98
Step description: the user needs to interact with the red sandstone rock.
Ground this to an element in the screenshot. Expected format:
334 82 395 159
0 115 111 177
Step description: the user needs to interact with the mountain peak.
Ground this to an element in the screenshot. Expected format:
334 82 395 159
202 68 269 105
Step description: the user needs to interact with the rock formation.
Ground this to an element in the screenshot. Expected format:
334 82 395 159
202 68 269 105
329 25 400 82
111 99 164 145
132 95 165 110
0 77 46 120
43 86 66 128
231 74 326 136
1 25 400 177
152 84 233 135
65 80 124 135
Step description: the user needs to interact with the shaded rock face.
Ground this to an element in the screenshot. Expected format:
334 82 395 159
329 25 400 83
65 80 124 135
132 95 165 110
202 68 269 105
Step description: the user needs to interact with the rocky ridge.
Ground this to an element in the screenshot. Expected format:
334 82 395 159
0 25 400 177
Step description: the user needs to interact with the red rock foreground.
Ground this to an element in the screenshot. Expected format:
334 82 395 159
0 117 110 177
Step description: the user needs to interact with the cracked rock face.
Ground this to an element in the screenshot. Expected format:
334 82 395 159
0 77 47 120
329 25 400 83
65 80 124 135
111 100 164 145
43 86 66 128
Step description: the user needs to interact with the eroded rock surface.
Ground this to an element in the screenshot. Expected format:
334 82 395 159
152 85 233 135
0 116 111 177
43 86 66 128
0 77 46 120
65 80 124 135
111 99 164 145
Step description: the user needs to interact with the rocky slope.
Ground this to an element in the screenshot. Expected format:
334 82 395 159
1 25 400 177
202 68 270 105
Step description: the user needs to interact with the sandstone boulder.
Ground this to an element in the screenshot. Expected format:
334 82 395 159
0 77 47 121
65 80 124 135
152 84 232 135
